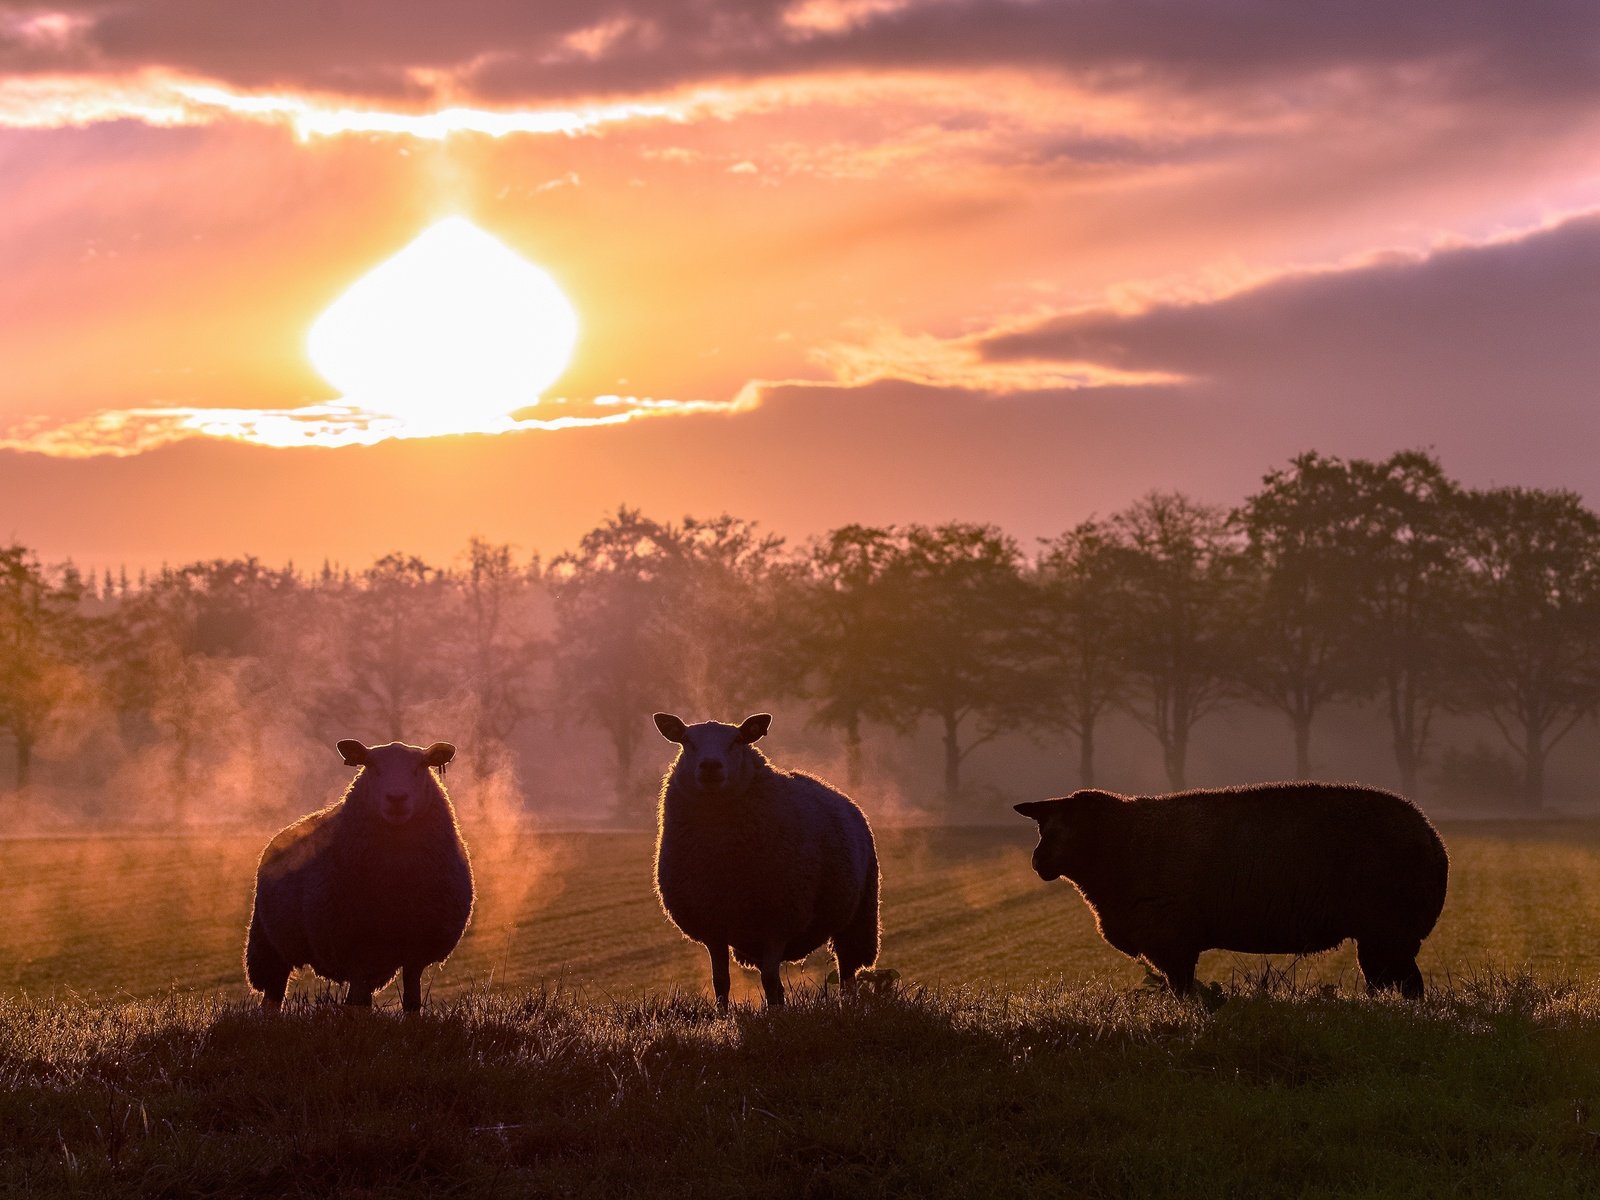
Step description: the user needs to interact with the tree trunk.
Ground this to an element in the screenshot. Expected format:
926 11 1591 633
1078 721 1096 788
14 734 31 791
1388 677 1423 797
1523 729 1546 811
942 714 962 809
1392 734 1418 797
1293 715 1312 779
1164 728 1187 791
843 715 863 793
615 733 640 824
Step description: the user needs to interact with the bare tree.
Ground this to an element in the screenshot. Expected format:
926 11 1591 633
1231 452 1373 777
549 508 689 820
880 523 1036 809
674 514 787 716
775 526 904 791
1456 486 1600 809
452 537 545 785
1034 520 1131 787
317 554 453 742
1113 494 1240 790
1340 451 1465 795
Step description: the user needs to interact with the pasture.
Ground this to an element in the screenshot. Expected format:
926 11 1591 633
5 821 1600 1003
8 822 1600 1197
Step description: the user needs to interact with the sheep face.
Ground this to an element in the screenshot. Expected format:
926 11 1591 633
1014 790 1121 881
336 739 456 825
653 713 771 797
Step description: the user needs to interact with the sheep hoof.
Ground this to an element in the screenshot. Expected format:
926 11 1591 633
261 997 283 1014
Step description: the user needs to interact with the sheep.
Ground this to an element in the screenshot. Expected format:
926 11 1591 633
244 739 473 1012
1014 782 1448 998
652 712 880 1009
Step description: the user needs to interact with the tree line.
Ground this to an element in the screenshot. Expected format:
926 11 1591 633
3 449 1598 821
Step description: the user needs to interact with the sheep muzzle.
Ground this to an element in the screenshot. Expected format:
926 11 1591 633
382 792 414 823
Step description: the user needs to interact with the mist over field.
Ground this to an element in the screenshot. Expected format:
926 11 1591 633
3 449 1599 838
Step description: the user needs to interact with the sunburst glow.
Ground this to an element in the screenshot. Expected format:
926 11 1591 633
307 217 579 434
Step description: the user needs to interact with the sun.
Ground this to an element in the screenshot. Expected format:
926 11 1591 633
307 217 579 432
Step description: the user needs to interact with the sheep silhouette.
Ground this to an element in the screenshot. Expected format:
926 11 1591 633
1016 782 1448 997
245 739 473 1012
653 712 880 1008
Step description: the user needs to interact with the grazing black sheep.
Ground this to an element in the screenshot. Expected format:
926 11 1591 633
1015 782 1449 997
653 713 880 1008
245 739 473 1012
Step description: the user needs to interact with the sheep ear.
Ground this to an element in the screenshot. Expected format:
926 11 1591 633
654 713 688 743
1013 799 1060 823
424 742 456 768
336 740 369 767
736 714 772 744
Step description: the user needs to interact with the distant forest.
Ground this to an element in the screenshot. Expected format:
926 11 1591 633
2 449 1597 826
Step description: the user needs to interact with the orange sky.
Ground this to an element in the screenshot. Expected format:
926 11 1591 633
4 2 1600 568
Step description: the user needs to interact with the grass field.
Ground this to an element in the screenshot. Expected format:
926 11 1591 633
9 976 1600 1197
5 821 1600 1003
8 822 1600 1197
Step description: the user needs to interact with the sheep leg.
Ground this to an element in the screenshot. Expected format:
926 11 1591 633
401 965 423 1013
1357 938 1425 999
832 865 881 995
244 914 290 1012
708 944 731 1012
758 951 786 1008
1147 949 1198 996
344 982 374 1008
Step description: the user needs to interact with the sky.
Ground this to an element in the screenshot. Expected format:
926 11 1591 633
3 0 1599 570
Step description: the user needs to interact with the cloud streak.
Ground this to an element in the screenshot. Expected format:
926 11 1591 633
7 1 1596 110
0 395 753 458
789 323 1184 395
0 70 689 135
3 1 1595 155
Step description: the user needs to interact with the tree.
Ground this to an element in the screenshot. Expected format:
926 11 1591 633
1231 453 1374 777
1113 493 1240 790
318 554 453 742
451 538 545 783
673 514 787 716
0 547 86 789
880 523 1036 809
548 508 689 819
1034 520 1131 787
1455 486 1600 808
1339 451 1465 795
96 558 300 817
776 526 904 791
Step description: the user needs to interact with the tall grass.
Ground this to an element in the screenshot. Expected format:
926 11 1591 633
6 974 1600 1198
